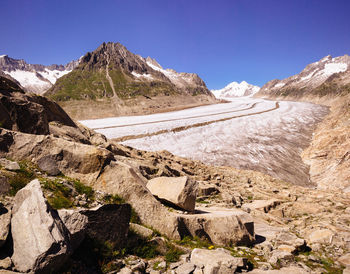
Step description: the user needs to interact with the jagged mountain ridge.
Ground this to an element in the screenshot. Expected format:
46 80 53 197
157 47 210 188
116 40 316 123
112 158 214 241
0 55 79 95
256 54 350 98
46 42 211 102
211 81 260 98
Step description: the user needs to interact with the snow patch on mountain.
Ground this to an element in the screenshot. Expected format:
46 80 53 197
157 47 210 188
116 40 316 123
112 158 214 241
131 71 153 80
211 81 260 98
323 63 348 76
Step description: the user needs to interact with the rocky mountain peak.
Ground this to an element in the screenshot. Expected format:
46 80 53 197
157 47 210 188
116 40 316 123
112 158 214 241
145 56 162 69
257 54 350 98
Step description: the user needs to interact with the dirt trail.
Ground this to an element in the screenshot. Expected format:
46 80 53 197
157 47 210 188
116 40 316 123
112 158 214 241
104 52 117 97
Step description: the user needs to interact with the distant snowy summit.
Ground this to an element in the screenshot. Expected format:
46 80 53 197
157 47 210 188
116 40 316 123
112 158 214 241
0 55 79 94
211 81 260 98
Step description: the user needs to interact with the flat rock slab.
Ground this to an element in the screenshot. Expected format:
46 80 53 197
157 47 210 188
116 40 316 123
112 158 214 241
0 158 20 171
242 199 281 213
147 176 198 212
307 229 334 244
190 248 246 274
338 253 350 267
250 266 310 273
178 206 255 246
254 221 285 242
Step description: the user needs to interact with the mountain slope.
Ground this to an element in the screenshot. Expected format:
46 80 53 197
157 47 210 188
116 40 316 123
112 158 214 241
0 55 79 94
45 42 215 119
254 54 350 191
256 54 350 99
211 81 260 98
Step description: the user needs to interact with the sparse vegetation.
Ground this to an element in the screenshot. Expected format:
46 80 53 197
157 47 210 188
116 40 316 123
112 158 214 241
176 235 212 249
165 243 184 264
7 161 35 195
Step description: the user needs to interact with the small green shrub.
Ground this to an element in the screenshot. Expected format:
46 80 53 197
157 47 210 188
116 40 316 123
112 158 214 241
8 161 35 195
73 180 94 198
125 230 159 259
103 194 125 204
40 178 74 209
177 236 212 249
165 244 184 263
48 195 73 209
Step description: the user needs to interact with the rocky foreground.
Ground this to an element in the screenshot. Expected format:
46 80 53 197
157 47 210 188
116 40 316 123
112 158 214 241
0 76 349 273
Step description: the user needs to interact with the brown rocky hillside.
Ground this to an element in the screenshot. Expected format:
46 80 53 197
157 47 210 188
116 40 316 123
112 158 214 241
0 74 349 273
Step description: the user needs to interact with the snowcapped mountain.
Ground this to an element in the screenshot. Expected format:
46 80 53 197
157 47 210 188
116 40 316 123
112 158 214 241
257 54 350 98
211 81 260 98
0 55 79 94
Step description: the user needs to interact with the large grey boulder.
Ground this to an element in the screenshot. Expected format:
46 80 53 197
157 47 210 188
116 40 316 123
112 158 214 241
37 155 61 176
0 205 11 248
11 179 71 273
190 248 246 274
58 209 88 250
147 176 198 212
178 206 255 246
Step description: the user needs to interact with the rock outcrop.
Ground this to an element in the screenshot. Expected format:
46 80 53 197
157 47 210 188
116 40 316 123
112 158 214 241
11 180 71 273
147 176 198 212
80 204 131 247
190 248 247 273
0 128 114 183
0 205 11 248
0 77 76 134
58 209 88 250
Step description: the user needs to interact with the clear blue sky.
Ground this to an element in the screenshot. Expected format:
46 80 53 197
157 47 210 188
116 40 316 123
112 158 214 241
1 0 349 89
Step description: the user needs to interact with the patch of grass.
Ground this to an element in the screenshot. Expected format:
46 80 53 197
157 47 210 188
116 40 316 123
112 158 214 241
228 247 264 269
125 230 159 259
48 195 73 209
165 244 184 264
103 194 125 204
295 251 344 274
8 161 35 196
176 236 212 249
65 236 124 274
40 178 74 209
196 198 210 204
73 180 94 199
